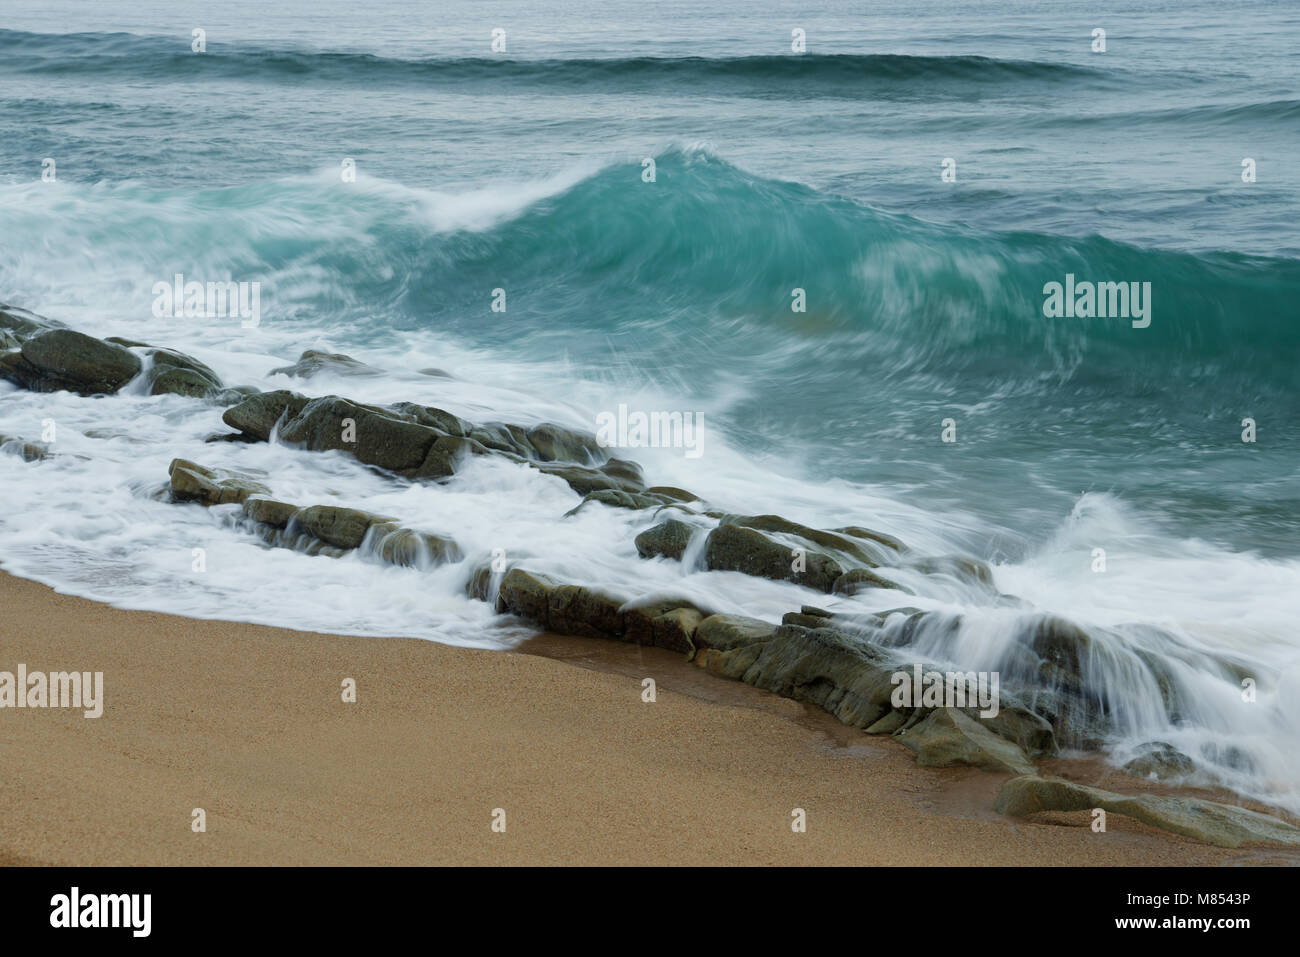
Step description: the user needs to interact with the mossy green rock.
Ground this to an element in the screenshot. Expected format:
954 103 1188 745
4 329 141 395
995 775 1300 848
894 707 1036 775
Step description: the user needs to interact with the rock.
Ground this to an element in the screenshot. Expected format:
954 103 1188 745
895 707 1036 775
733 515 884 567
622 599 708 653
369 525 463 567
536 461 644 496
290 504 395 550
634 519 699 561
548 584 627 639
0 433 51 462
704 523 843 592
242 497 299 527
645 486 699 503
222 390 310 441
832 525 907 554
2 329 141 395
1123 742 1198 781
564 489 680 516
0 304 60 342
269 350 382 379
143 347 224 399
833 567 911 595
912 555 996 588
168 459 270 506
278 396 439 472
411 434 480 480
468 424 535 458
994 775 1300 848
495 568 561 626
526 423 606 464
692 618 901 729
389 402 468 437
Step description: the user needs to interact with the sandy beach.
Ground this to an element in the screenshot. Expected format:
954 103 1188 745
5 569 1286 867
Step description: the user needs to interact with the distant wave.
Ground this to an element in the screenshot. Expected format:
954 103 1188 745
0 28 1124 95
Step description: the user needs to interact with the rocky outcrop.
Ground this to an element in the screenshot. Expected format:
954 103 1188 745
994 775 1300 848
167 460 461 568
490 567 706 652
221 387 649 497
1 329 141 396
0 309 232 400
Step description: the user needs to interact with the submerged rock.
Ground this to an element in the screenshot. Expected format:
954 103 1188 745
0 433 52 462
994 775 1300 848
833 567 911 596
270 350 383 379
1123 741 1198 781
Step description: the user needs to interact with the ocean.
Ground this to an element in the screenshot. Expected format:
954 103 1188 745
1 1 1298 813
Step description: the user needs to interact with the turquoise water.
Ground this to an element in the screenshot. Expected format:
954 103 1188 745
2 1 1296 555
2 1 1299 809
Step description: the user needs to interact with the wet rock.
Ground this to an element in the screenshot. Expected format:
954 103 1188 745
242 497 299 528
563 489 680 516
704 523 843 592
270 350 382 379
222 390 310 441
833 567 911 596
168 459 270 506
895 707 1036 775
526 423 606 464
634 519 699 561
389 402 468 437
278 396 438 472
468 423 535 458
911 555 996 588
411 433 480 480
645 486 699 504
140 347 224 399
994 775 1300 848
290 504 396 550
692 618 900 729
832 525 907 554
369 525 463 567
1124 741 1198 781
733 515 884 567
622 599 709 653
0 433 51 462
2 329 141 395
0 304 60 342
536 460 644 496
495 568 561 626
548 584 627 639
